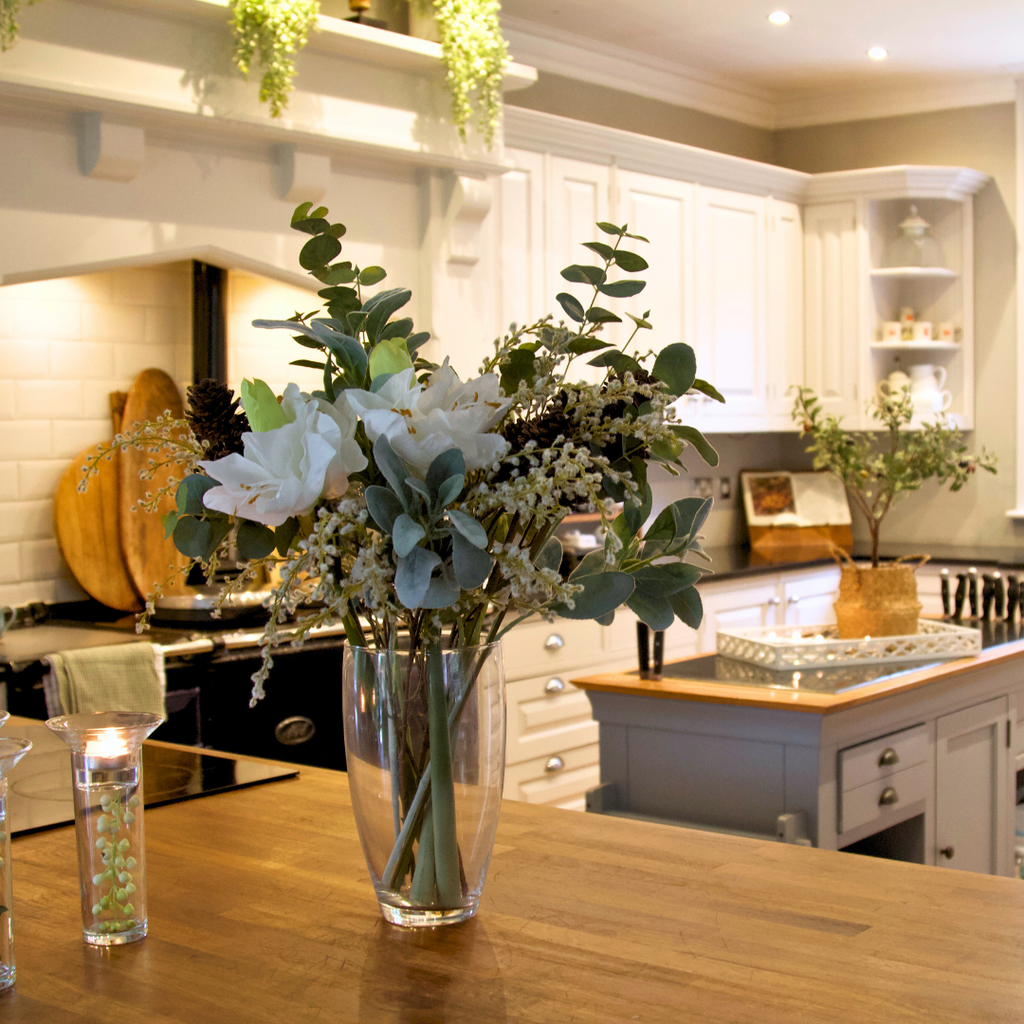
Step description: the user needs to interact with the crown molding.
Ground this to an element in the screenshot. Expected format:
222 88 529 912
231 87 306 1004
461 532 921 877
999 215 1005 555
503 107 809 202
774 75 1018 130
502 16 1018 134
501 16 777 131
804 165 990 203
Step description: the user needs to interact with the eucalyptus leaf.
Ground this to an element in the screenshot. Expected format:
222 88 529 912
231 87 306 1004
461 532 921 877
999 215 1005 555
426 448 466 498
556 292 586 324
274 518 300 556
176 474 218 516
596 221 625 236
537 536 563 573
552 570 634 620
670 587 704 629
447 508 487 549
420 570 462 609
625 312 653 330
319 264 359 285
613 250 649 272
587 351 641 376
392 514 426 557
451 530 493 589
561 264 606 286
290 359 326 370
291 201 313 224
373 436 411 508
586 307 622 324
236 520 276 561
569 549 608 579
690 377 726 403
363 288 411 343
652 343 697 397
597 279 646 298
406 477 430 502
365 484 403 533
623 482 652 536
161 510 179 539
406 331 430 355
626 591 675 631
299 233 342 271
358 266 387 286
582 241 615 260
567 337 612 355
436 475 464 510
380 318 413 341
172 516 229 562
500 348 536 395
394 546 441 608
670 425 720 467
291 217 331 236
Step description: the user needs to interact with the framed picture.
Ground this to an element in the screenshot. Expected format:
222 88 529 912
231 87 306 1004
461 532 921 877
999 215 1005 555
741 471 851 528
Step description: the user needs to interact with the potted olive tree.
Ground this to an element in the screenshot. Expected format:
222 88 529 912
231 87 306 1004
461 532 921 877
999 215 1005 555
792 386 996 639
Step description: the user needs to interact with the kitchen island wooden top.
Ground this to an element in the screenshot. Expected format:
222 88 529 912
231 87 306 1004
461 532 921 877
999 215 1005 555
571 635 1024 714
3 717 1024 1023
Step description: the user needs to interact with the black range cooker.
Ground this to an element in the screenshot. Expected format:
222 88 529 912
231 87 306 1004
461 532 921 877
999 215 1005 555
0 601 347 771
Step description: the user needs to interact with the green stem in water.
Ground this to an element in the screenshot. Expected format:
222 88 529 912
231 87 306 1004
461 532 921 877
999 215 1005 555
408 800 437 906
426 645 461 906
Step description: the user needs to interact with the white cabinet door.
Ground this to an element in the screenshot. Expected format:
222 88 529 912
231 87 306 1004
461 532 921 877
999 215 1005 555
803 202 861 421
498 149 547 338
768 198 804 428
613 170 696 357
935 697 1010 875
693 186 769 428
697 580 780 653
547 156 612 384
782 568 840 627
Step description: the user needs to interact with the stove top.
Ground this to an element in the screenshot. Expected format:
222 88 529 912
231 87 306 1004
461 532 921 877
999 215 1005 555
5 722 298 836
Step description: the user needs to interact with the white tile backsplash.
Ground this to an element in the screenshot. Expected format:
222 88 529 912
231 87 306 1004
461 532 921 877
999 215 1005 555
0 263 190 606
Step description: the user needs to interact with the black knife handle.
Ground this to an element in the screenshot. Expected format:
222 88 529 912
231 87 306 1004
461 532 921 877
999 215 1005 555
652 630 664 680
1007 576 1019 622
982 574 996 621
940 569 951 619
954 573 967 620
994 572 1005 619
637 621 650 679
968 568 979 618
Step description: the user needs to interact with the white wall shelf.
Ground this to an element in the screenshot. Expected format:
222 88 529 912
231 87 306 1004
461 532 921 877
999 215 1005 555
869 267 959 279
870 341 961 352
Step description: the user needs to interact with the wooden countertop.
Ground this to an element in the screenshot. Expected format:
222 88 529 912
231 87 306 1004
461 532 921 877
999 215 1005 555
572 636 1024 714
4 718 1024 1022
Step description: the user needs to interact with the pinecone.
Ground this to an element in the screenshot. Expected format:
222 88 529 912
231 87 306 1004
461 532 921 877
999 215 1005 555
601 366 658 421
501 402 575 457
186 379 247 460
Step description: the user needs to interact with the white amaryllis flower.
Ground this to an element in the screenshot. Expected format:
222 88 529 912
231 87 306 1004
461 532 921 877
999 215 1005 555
200 386 368 527
344 361 511 477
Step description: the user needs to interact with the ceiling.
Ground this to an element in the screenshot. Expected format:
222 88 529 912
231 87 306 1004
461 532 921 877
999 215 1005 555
500 0 1024 93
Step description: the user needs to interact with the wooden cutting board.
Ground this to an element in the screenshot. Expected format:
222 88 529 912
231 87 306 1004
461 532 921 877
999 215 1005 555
53 397 143 612
119 369 192 600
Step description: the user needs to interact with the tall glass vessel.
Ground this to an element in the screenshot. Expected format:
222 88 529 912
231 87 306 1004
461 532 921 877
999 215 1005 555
46 712 162 946
0 736 33 989
343 642 505 927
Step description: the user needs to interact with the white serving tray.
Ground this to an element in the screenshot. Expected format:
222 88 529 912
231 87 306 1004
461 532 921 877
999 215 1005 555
716 619 982 671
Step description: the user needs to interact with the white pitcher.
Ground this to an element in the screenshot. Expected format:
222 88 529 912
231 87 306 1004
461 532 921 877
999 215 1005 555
908 364 952 413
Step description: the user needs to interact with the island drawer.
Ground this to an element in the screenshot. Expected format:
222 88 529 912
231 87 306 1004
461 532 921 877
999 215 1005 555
840 762 929 834
504 743 600 809
505 675 598 767
502 619 603 682
839 724 928 792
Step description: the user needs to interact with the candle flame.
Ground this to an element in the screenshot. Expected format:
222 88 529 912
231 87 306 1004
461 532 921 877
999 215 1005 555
84 729 130 758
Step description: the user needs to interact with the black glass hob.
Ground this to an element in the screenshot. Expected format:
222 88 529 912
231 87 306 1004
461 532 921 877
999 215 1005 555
4 723 298 836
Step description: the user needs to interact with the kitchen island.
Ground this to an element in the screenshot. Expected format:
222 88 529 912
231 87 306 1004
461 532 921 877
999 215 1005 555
3 716 1024 1023
574 637 1024 876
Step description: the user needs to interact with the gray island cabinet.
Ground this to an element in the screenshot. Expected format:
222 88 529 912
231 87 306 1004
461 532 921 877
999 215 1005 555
573 639 1024 877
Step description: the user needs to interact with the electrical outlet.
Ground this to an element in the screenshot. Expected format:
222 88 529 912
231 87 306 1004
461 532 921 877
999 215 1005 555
694 477 714 498
719 477 732 499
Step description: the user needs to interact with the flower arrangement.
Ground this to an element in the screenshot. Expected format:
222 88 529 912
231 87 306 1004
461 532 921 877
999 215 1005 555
792 385 996 567
93 202 721 918
1 0 36 51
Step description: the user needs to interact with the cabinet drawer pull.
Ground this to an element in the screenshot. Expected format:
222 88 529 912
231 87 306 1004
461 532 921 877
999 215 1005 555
878 786 899 806
878 747 899 767
768 596 781 606
544 634 565 651
787 595 801 605
545 756 565 773
544 677 565 694
940 846 955 859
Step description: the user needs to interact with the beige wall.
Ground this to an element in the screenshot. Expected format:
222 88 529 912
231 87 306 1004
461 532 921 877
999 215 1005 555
776 104 1019 551
506 72 775 163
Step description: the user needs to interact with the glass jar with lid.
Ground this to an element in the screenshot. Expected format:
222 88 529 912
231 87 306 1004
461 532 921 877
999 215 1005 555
887 205 944 268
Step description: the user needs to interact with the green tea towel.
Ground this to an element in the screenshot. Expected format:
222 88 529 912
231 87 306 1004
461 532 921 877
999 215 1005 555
46 642 166 719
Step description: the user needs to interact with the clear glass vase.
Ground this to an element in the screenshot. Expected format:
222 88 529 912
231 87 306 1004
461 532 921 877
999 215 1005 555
46 712 163 946
343 641 506 927
0 736 33 990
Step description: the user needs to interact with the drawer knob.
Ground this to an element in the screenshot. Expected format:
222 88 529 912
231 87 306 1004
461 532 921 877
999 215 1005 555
768 596 782 606
545 756 565 773
878 786 899 806
544 677 565 694
878 747 900 767
787 595 801 605
940 846 955 859
544 634 564 651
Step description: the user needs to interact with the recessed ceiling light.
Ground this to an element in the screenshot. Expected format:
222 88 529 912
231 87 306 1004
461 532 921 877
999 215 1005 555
868 46 888 60
768 10 790 24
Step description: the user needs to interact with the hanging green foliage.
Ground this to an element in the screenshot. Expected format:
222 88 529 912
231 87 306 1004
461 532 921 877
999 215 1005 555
1 0 38 51
431 0 508 147
229 0 320 117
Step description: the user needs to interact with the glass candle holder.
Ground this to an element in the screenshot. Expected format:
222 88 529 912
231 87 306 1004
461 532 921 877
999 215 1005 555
46 712 162 946
0 736 33 989
0 711 10 730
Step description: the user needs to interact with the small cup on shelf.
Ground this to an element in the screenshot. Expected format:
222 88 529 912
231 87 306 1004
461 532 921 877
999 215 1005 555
912 321 933 342
881 321 902 342
937 322 956 342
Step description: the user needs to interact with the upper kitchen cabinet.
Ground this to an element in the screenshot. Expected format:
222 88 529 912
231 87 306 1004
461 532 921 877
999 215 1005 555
767 198 805 428
691 186 769 429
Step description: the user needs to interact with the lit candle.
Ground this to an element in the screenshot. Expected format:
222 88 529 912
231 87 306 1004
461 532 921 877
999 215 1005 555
84 730 130 759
